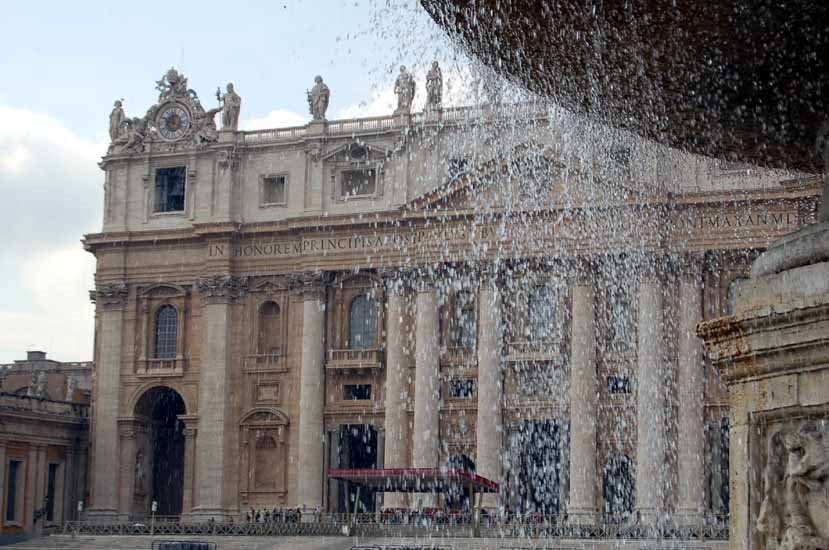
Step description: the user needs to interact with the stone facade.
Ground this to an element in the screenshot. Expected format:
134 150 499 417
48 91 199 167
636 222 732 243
85 70 822 525
0 352 91 535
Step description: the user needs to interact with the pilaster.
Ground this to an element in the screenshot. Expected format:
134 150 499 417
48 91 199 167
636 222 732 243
88 282 128 520
413 277 440 507
191 275 246 521
476 276 503 510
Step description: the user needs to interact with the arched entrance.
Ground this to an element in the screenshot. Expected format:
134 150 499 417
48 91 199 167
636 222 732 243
133 386 186 517
445 454 475 510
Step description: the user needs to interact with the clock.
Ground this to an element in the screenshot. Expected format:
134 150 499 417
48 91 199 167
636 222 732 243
157 104 191 141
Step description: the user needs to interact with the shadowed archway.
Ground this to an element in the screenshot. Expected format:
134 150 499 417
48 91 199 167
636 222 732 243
133 386 186 517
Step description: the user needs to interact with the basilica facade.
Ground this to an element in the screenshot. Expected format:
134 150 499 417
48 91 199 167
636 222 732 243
85 69 821 525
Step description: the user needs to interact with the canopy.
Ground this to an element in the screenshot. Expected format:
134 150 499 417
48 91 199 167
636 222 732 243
327 467 499 493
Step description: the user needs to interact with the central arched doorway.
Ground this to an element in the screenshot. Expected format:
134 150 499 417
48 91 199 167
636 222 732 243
133 386 186 518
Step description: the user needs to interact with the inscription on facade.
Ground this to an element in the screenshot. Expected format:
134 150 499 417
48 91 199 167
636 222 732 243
686 211 796 230
208 226 500 258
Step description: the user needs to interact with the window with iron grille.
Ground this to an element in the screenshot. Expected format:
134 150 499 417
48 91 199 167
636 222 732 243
343 384 372 400
348 294 377 349
261 174 287 205
341 168 376 197
154 166 186 213
154 305 178 359
528 285 560 341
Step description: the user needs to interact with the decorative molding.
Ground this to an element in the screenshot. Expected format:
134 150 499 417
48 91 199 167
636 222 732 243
288 272 327 301
195 275 249 304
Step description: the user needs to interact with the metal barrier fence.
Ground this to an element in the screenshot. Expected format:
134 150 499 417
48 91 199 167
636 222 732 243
63 513 728 541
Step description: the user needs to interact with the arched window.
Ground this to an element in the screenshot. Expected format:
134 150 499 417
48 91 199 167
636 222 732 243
258 301 282 356
727 276 748 315
348 294 377 349
154 305 177 359
603 454 634 518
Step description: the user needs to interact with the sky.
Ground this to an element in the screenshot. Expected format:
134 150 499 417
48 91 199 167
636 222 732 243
0 0 471 363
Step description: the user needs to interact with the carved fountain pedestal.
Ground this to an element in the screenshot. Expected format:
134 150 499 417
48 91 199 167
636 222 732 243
698 221 829 550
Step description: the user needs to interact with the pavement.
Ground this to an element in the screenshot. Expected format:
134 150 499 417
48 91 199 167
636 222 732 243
2 535 732 550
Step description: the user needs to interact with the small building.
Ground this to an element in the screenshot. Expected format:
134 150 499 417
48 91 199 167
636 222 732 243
0 351 91 536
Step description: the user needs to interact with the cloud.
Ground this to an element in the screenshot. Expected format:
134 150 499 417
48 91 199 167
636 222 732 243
243 109 309 130
0 106 103 362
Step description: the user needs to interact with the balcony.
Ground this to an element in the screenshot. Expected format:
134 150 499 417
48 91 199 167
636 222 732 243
136 357 185 377
326 349 383 371
505 340 563 363
244 350 287 373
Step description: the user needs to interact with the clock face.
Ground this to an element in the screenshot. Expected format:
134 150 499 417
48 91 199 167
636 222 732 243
157 104 191 141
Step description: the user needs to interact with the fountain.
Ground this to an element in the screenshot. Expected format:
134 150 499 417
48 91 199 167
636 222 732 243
422 2 829 550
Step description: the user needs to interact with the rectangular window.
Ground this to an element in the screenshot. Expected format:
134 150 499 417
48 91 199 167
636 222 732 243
46 463 59 522
343 384 372 400
154 166 186 213
341 168 376 197
6 460 20 521
261 175 287 205
448 378 476 399
607 375 632 394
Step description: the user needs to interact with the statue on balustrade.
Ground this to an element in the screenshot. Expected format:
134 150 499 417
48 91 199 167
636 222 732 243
216 83 241 131
109 100 126 142
394 65 415 115
425 61 442 111
307 75 330 121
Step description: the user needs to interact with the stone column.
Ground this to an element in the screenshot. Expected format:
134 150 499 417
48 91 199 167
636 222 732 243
193 275 247 520
676 261 705 523
295 276 327 509
568 271 598 524
635 268 667 526
88 282 128 520
383 276 410 509
180 417 198 519
24 446 38 531
476 281 503 510
413 282 440 506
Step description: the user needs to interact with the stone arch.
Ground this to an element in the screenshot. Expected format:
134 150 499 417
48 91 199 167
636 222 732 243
127 380 193 416
131 385 187 517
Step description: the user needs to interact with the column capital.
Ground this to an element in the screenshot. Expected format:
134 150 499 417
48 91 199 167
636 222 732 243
195 274 249 304
571 258 598 286
675 252 706 282
91 281 128 309
380 269 413 295
117 417 147 439
289 272 328 301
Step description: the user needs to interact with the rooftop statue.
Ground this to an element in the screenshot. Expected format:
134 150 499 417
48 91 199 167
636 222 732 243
307 75 330 121
216 83 241 131
425 61 442 111
394 65 415 115
109 100 126 142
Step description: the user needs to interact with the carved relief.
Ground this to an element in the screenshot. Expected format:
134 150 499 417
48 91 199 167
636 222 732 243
239 409 289 499
758 420 829 550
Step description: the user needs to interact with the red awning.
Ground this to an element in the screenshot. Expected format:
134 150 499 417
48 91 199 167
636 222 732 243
326 468 499 493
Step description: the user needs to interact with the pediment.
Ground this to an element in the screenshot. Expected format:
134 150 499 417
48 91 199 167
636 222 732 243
407 142 650 213
140 283 188 298
240 407 289 426
322 141 388 164
251 278 290 294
